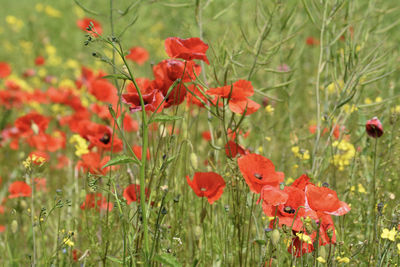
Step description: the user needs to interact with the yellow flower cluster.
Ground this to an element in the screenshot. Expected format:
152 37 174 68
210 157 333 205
342 104 358 114
381 228 397 241
364 97 382 105
326 80 344 94
265 105 274 114
23 155 46 170
295 232 312 244
292 146 310 161
5 16 24 32
36 4 62 18
350 183 366 194
331 140 355 171
336 256 350 263
69 135 89 157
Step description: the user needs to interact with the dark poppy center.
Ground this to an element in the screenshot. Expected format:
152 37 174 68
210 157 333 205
99 133 111 144
254 173 263 180
283 206 295 214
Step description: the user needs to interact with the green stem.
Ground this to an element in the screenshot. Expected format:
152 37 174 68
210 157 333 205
311 0 329 176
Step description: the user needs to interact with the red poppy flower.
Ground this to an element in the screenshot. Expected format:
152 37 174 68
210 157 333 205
88 79 118 104
291 174 312 190
14 113 50 138
201 131 212 141
237 153 284 193
76 152 111 175
318 215 337 245
122 88 164 113
288 234 314 257
8 181 32 199
305 184 350 216
306 36 320 46
165 37 209 64
80 193 113 211
152 59 201 107
123 115 139 132
186 172 226 204
225 140 248 158
34 56 45 66
227 128 250 140
132 146 150 160
366 117 383 138
259 185 288 206
77 122 123 152
55 155 70 170
27 131 66 152
0 225 5 233
207 80 260 115
72 249 81 262
262 186 314 231
76 17 103 35
0 89 26 109
0 62 11 78
123 184 150 204
126 46 149 65
186 84 208 107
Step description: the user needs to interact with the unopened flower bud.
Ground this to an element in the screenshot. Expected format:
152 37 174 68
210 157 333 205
11 220 18 234
190 153 198 170
271 229 280 246
366 117 383 138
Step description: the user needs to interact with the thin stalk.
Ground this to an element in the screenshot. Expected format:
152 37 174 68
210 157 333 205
311 1 329 175
28 169 37 266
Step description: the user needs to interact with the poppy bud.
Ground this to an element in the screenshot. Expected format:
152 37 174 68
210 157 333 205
190 153 198 170
271 229 280 246
20 200 28 209
366 117 383 138
11 220 18 234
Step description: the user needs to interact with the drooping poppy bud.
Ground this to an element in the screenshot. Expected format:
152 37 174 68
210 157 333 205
366 117 383 138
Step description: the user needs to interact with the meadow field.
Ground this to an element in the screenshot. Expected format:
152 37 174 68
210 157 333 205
0 0 399 266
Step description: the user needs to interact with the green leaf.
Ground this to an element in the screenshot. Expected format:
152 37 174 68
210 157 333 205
254 239 267 245
154 254 182 267
102 155 138 169
102 74 129 80
150 115 183 123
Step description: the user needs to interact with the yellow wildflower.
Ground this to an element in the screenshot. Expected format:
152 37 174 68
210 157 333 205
45 5 62 18
292 146 310 161
295 233 312 244
336 256 350 263
342 104 357 114
381 228 397 241
316 257 326 263
326 80 344 94
265 105 274 114
5 16 24 32
63 237 74 247
69 135 89 157
331 140 355 171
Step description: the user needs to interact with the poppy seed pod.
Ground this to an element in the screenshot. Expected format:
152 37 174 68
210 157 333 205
366 117 383 138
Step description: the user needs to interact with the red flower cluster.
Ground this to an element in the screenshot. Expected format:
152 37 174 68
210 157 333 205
237 152 350 257
80 193 113 211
